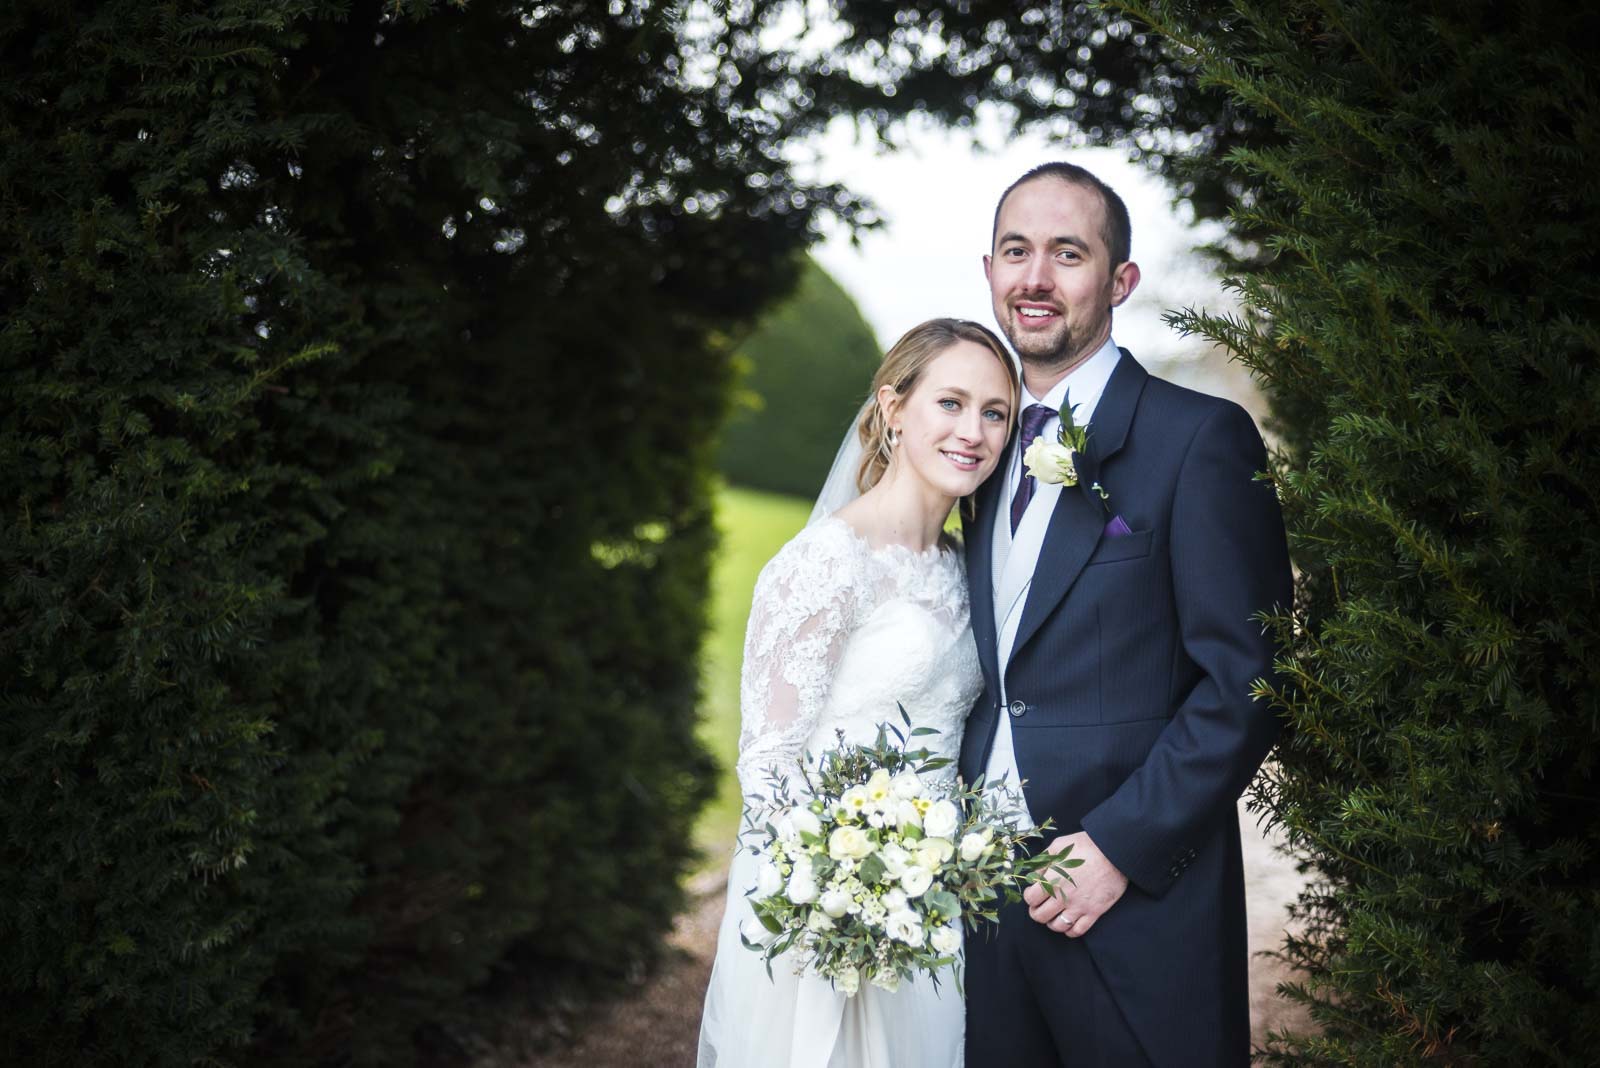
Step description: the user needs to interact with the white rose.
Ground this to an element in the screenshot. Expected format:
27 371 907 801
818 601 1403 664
786 872 818 905
886 908 925 946
834 968 861 996
900 864 934 897
930 924 962 955
828 826 873 860
923 800 960 840
754 861 783 899
819 887 851 918
881 888 909 913
789 806 822 838
959 828 994 862
806 908 835 932
891 769 923 799
1022 435 1078 486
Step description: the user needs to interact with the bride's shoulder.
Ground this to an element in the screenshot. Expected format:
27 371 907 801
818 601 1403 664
756 517 868 593
770 515 866 566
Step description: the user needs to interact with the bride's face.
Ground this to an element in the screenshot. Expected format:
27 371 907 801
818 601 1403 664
887 340 1014 499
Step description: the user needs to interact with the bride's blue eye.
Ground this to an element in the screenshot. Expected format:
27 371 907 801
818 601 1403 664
939 398 959 411
984 409 1006 422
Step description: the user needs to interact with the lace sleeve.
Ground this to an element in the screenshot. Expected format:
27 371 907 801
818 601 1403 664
734 524 863 802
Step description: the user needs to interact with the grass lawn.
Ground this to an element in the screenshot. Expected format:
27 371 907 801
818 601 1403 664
692 483 812 874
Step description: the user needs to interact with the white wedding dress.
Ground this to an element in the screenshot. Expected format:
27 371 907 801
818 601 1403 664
697 515 984 1068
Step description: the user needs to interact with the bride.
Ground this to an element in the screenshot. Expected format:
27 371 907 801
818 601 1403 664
697 318 1019 1068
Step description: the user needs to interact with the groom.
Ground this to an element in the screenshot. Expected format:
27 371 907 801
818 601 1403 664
958 162 1292 1067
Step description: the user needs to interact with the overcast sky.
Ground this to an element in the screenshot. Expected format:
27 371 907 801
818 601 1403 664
793 107 1233 365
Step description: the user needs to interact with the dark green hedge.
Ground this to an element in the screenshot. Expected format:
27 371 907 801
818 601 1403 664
717 258 883 499
0 2 830 1064
1121 0 1600 1062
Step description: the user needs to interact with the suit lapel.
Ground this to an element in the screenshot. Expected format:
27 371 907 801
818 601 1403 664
1009 350 1149 661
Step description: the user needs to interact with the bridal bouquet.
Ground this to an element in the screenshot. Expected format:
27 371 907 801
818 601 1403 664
738 712 1068 996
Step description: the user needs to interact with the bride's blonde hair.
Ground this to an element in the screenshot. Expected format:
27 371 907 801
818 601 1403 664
856 318 1019 494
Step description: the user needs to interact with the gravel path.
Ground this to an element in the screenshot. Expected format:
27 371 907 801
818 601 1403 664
517 797 1311 1067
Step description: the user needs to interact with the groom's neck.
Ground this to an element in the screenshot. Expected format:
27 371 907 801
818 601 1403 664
1022 323 1112 398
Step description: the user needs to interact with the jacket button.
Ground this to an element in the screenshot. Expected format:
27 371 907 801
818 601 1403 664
1008 700 1026 718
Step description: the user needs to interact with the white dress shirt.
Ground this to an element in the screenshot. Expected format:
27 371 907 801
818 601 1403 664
984 335 1123 824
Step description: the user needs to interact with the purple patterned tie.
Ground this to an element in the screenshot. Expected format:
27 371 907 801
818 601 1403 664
1010 403 1057 534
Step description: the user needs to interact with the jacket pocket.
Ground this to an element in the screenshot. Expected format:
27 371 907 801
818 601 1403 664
1087 527 1152 565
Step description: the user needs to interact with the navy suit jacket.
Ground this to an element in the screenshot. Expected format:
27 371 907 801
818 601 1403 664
958 350 1292 1066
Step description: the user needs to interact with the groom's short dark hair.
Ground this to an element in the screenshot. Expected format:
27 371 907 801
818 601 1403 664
991 162 1132 270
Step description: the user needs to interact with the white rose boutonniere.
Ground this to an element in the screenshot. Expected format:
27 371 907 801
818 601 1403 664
1023 389 1102 495
1022 435 1078 486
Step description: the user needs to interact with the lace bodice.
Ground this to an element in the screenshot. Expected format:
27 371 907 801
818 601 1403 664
735 516 983 801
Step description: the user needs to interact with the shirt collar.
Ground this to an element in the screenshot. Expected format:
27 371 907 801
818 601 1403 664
1020 335 1122 426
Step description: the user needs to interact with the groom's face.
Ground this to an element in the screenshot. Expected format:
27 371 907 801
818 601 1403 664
984 177 1137 371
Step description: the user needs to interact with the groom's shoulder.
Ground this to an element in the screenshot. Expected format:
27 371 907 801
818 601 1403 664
1136 364 1250 427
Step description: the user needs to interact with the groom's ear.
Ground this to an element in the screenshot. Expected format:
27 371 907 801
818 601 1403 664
1109 260 1140 308
982 253 993 283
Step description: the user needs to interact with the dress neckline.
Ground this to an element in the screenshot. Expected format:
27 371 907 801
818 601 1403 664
820 514 957 564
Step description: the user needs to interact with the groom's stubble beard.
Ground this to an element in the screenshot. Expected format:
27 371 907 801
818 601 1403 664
1001 308 1108 381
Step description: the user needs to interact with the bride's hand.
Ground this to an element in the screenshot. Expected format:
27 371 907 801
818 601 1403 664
1022 831 1128 938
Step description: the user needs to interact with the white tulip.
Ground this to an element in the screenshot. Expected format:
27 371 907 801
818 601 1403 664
917 837 955 869
755 861 783 899
789 806 822 838
740 916 775 947
895 799 923 829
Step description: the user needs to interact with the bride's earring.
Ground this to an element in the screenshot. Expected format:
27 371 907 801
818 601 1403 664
886 426 900 448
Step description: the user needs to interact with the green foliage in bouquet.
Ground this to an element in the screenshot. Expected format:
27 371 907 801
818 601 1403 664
739 712 1068 996
1113 1 1600 1062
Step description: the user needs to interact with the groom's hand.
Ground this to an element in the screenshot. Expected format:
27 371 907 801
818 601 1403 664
1023 831 1128 938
